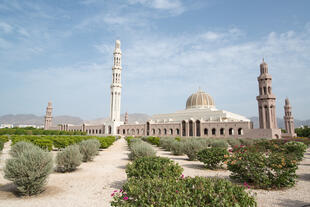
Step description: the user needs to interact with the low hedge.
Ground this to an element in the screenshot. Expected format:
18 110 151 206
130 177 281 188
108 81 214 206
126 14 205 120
10 135 116 150
126 156 183 179
143 136 160 146
111 177 257 207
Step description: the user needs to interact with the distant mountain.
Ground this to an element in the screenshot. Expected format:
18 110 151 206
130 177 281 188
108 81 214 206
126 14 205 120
249 117 310 129
0 114 84 126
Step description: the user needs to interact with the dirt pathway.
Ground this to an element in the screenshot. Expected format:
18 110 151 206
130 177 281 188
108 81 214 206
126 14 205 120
0 138 130 207
152 144 310 207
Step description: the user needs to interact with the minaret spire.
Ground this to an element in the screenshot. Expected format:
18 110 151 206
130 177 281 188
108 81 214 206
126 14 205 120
256 59 277 129
106 40 123 135
284 98 296 137
44 102 53 130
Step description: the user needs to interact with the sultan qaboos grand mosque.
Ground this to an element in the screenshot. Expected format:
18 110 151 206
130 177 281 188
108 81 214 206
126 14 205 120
44 40 296 139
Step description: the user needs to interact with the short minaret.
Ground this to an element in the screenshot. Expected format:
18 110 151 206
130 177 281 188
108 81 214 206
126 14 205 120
44 102 53 130
124 112 128 124
284 98 295 136
256 59 278 129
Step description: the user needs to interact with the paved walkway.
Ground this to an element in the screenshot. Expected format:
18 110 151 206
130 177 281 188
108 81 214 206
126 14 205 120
0 138 130 207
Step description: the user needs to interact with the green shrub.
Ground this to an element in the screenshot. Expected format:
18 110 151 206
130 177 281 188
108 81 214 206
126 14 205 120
240 138 256 146
170 140 184 155
0 135 9 143
227 148 298 189
143 136 160 146
4 142 53 196
96 136 115 149
284 141 307 161
56 145 82 172
79 139 100 162
198 147 229 169
126 156 183 179
210 139 228 148
33 138 53 151
128 141 156 160
111 176 257 207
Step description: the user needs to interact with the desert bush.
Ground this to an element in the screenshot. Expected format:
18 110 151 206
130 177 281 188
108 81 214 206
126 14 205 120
170 140 184 155
126 156 183 179
227 138 241 147
159 138 175 151
128 141 156 160
227 148 298 189
182 139 208 160
4 142 53 196
240 138 256 146
79 139 100 162
33 138 53 151
56 145 82 172
111 176 257 207
198 147 229 169
210 139 228 148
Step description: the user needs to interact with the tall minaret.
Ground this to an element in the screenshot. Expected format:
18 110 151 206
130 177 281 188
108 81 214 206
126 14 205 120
110 40 122 122
44 102 53 130
256 59 277 129
284 98 295 135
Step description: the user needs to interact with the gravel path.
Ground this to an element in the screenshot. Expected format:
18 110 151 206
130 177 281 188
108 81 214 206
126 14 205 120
153 145 310 207
0 138 130 207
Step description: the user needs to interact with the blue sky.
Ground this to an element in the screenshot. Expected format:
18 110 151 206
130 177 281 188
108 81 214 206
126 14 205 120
0 0 310 120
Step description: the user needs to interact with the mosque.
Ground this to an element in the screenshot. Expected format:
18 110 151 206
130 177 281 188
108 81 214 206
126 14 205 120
44 40 296 139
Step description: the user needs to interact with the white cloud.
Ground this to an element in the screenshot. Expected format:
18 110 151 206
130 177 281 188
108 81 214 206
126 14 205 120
128 0 185 14
0 21 13 33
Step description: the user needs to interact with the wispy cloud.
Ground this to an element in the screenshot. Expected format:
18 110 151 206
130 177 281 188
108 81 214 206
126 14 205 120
0 21 13 33
128 0 185 14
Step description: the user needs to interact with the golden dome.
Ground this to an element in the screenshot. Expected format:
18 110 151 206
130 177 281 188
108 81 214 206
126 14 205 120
186 90 215 109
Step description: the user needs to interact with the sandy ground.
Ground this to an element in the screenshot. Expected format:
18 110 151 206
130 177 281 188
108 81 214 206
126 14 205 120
154 145 310 207
0 138 130 207
0 139 309 207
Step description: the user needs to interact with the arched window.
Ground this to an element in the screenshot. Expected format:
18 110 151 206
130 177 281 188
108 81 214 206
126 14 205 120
182 121 186 136
189 120 193 136
196 120 201 137
220 128 224 135
212 128 216 135
268 86 271 94
158 129 161 135
164 128 167 135
204 128 208 135
96 129 98 134
108 126 112 134
152 129 155 135
238 128 243 135
263 87 267 95
137 129 139 134
229 128 234 135
170 128 173 135
123 129 125 134
131 129 135 134
176 128 180 135
146 122 150 136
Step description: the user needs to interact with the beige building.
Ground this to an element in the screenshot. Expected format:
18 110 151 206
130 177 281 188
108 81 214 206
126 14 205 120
44 40 296 139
